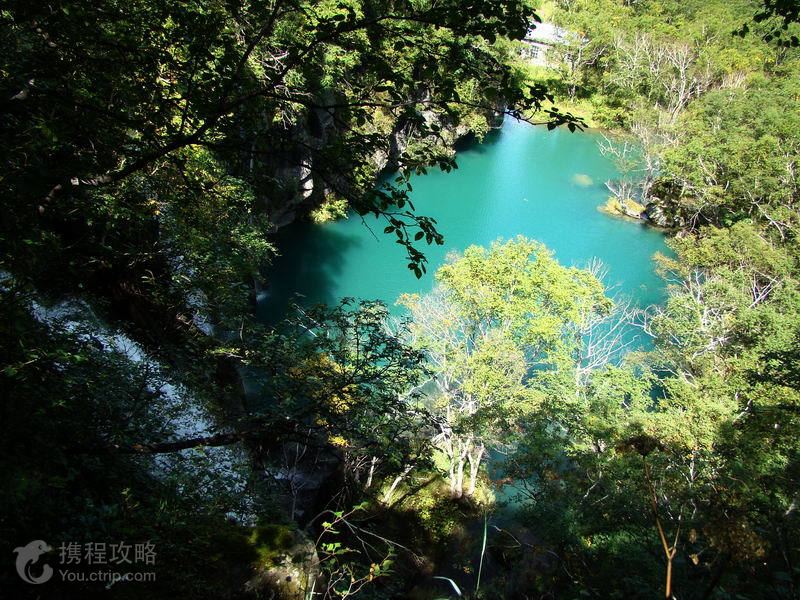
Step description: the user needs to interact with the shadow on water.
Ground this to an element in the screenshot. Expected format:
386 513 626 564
245 221 362 408
256 219 363 325
453 124 505 155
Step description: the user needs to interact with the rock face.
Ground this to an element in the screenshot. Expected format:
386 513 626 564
601 197 647 220
644 201 671 227
265 442 342 523
26 295 257 521
643 197 685 229
373 99 503 174
602 194 689 229
246 528 321 600
263 92 506 229
267 112 330 229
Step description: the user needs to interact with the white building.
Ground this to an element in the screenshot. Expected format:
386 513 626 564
521 22 569 67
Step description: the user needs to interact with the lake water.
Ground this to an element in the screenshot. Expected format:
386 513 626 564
259 118 670 321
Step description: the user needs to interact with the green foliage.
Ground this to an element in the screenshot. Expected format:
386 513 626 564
530 0 800 233
250 524 297 564
390 477 472 541
1 3 575 594
507 220 800 598
159 146 275 326
311 195 350 224
314 506 398 598
243 299 431 468
433 237 610 363
403 237 612 497
659 76 800 226
3 1 800 598
737 0 800 47
0 0 574 283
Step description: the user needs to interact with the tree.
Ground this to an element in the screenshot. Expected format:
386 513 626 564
598 130 655 214
0 286 435 596
401 237 611 497
738 0 800 47
550 0 624 100
656 76 800 229
1 0 580 288
506 221 800 599
2 3 590 595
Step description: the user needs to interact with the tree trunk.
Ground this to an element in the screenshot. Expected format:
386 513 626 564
467 444 485 496
446 438 458 498
365 456 378 489
382 464 412 505
454 454 465 499
665 552 674 599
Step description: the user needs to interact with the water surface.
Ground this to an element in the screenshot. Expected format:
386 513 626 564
260 119 669 319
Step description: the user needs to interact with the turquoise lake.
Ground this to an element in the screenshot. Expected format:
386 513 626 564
260 118 670 323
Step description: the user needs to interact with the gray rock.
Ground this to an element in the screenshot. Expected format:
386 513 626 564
246 529 321 600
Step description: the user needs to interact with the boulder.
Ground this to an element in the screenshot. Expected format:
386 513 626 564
246 527 321 600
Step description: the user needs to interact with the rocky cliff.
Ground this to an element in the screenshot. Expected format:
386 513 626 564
261 94 506 229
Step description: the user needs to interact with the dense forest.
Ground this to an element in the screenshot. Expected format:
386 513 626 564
1 0 799 598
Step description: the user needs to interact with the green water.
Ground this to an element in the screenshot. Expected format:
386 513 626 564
260 118 670 319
